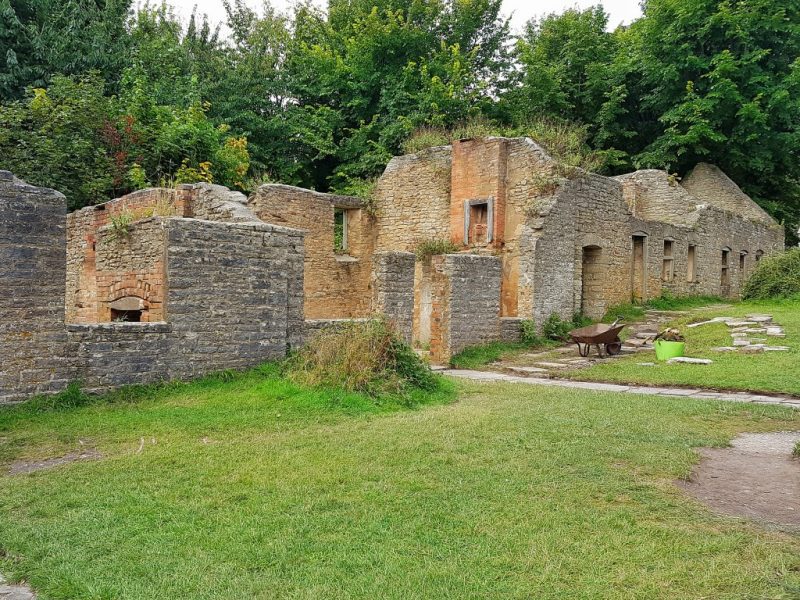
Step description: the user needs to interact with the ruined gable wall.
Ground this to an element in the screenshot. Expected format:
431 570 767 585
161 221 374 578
249 184 371 319
682 163 775 225
614 170 699 226
372 146 452 253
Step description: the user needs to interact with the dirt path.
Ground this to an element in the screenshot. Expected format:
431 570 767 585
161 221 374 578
678 432 800 530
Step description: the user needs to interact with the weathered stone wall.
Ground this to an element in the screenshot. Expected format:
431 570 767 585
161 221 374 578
429 254 502 363
249 184 371 319
94 219 167 322
370 252 415 342
2 175 306 403
373 146 452 253
449 138 507 249
64 218 305 394
0 173 71 402
682 163 776 225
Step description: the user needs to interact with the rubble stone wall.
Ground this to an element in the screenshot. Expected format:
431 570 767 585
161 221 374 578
0 173 71 402
249 184 371 319
373 147 452 253
371 252 415 343
429 254 502 363
1 174 306 403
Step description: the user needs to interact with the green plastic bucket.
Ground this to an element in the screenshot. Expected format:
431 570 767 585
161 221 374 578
654 340 685 361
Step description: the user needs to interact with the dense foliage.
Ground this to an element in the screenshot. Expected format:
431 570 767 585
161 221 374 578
0 0 798 241
742 249 800 299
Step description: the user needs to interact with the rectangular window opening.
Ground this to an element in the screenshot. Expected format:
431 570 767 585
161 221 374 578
334 208 348 253
739 252 747 270
661 240 674 282
111 308 142 322
687 244 696 283
721 249 730 287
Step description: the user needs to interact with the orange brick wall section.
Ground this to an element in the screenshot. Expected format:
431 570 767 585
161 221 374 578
449 138 508 249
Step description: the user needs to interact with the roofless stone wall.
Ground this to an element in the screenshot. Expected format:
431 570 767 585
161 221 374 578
0 173 72 402
1 173 305 404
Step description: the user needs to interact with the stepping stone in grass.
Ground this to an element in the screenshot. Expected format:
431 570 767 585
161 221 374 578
535 362 570 369
667 357 713 365
727 320 758 327
747 314 774 323
712 347 739 352
733 339 751 346
740 345 765 354
506 366 548 376
764 346 790 352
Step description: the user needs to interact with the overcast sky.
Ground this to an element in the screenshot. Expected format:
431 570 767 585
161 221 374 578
164 1 643 34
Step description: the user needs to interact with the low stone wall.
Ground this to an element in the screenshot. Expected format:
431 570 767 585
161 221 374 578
500 317 525 343
371 251 415 342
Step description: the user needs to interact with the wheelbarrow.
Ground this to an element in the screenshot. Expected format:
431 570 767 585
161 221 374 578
569 318 625 358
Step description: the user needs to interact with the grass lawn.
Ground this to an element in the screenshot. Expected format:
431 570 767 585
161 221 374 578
1 366 799 598
570 297 800 396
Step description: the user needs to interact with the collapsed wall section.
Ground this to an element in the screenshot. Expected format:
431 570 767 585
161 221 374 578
0 172 71 402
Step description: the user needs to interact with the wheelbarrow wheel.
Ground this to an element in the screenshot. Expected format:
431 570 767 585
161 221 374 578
606 341 622 356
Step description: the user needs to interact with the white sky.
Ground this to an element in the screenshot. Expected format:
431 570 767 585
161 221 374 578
165 1 643 34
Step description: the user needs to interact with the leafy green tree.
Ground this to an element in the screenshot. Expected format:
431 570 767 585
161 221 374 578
0 0 132 100
505 6 618 131
601 0 800 241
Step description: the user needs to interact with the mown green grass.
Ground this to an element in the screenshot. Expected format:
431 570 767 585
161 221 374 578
449 340 560 369
573 298 800 396
602 294 724 323
0 369 799 599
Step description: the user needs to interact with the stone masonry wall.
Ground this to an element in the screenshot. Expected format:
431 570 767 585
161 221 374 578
249 184 371 319
429 254 502 364
65 218 305 394
0 173 72 402
371 252 415 343
373 146 452 253
2 175 306 403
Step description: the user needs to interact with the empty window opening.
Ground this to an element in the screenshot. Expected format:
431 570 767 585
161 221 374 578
631 234 647 302
662 239 674 282
739 251 748 271
463 199 494 246
687 244 697 282
721 248 731 287
334 208 348 253
111 308 142 322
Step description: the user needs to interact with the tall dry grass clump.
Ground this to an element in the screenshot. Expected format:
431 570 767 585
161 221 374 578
287 320 438 397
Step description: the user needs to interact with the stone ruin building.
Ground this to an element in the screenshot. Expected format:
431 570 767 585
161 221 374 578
1 137 784 403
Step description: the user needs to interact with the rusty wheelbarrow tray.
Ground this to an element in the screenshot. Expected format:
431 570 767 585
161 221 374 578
569 318 625 358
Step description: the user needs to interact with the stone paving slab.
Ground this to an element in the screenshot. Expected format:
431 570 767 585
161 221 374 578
444 370 799 409
0 575 36 600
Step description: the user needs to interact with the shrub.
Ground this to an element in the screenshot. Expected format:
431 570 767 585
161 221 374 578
542 313 573 341
520 319 541 345
287 319 438 398
794 441 800 459
743 249 800 300
414 238 460 262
